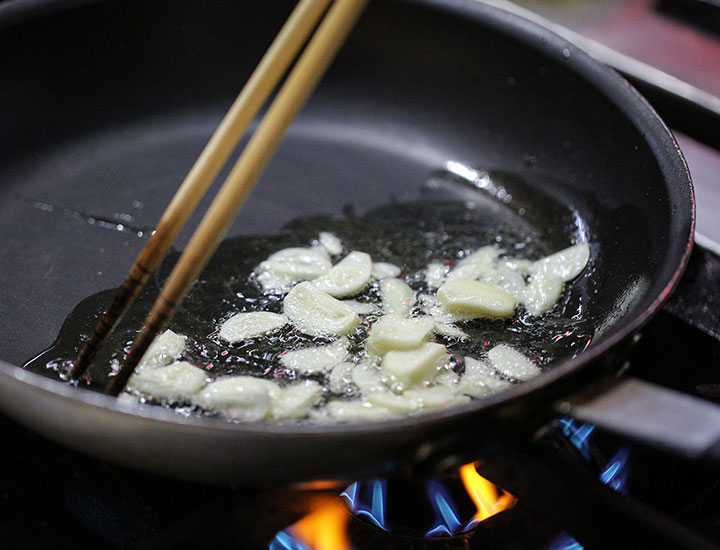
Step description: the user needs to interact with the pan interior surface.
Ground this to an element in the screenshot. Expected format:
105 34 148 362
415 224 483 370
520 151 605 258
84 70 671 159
0 0 692 482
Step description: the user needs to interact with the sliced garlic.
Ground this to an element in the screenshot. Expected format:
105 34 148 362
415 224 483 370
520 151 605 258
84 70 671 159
372 262 402 280
128 361 207 402
425 261 448 289
312 251 372 298
380 278 415 316
270 380 322 419
351 362 385 394
366 314 435 354
487 345 540 381
437 280 516 319
523 272 564 316
500 257 532 275
366 386 466 413
218 311 288 343
192 376 279 421
342 300 380 315
433 321 469 339
328 361 355 394
283 282 359 337
280 338 348 374
480 264 527 303
382 342 449 389
318 232 343 256
137 329 186 372
446 246 500 282
256 247 331 291
459 356 510 397
531 243 590 282
325 399 395 421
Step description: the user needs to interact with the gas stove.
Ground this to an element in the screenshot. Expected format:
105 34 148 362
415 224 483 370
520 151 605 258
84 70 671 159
2 1 720 549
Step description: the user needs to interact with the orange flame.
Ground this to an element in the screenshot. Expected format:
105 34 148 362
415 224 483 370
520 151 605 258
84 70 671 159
459 463 515 523
290 496 351 550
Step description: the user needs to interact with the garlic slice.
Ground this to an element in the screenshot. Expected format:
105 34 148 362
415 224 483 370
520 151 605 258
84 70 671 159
372 262 402 280
329 361 355 394
523 272 564 316
137 329 186 372
256 247 331 291
446 246 500 282
318 232 343 256
487 345 540 381
325 399 395 421
280 338 348 374
312 251 372 298
425 261 448 289
270 380 322 419
380 278 415 316
530 243 590 282
433 321 469 339
128 361 207 402
366 314 435 354
342 300 380 315
283 282 359 337
480 264 527 303
218 311 288 342
459 356 511 397
366 386 467 412
351 362 385 394
500 257 532 275
193 376 280 421
437 280 516 319
382 342 449 389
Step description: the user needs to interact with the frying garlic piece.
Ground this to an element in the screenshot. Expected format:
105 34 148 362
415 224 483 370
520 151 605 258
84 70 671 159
372 262 402 280
324 399 395 421
218 311 288 342
280 338 348 374
318 232 343 256
523 243 590 316
351 362 385 394
382 342 449 389
366 386 468 413
530 243 590 282
137 329 186 372
523 272 564 316
379 278 415 316
446 246 500 282
437 280 516 319
193 376 280 421
342 300 380 315
284 282 359 337
312 251 372 298
256 247 331 291
366 314 435 354
128 361 207 402
270 380 323 419
480 264 527 303
487 345 540 381
459 356 511 397
425 261 448 289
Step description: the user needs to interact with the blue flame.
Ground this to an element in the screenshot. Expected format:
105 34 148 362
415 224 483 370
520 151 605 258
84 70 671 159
424 478 463 537
558 418 595 461
600 447 631 493
340 478 388 531
548 533 584 550
268 530 312 550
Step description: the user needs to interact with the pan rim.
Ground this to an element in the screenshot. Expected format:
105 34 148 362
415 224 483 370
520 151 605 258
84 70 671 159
0 0 695 440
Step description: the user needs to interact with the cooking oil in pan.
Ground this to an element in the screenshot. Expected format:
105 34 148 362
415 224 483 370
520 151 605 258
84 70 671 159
24 169 595 421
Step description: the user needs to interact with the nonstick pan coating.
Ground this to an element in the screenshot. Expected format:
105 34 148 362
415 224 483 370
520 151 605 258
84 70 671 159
0 0 693 483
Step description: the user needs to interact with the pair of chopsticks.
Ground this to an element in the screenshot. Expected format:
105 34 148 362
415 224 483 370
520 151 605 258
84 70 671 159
69 0 369 396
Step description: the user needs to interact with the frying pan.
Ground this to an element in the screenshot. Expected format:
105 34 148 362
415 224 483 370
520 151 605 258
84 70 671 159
0 0 703 485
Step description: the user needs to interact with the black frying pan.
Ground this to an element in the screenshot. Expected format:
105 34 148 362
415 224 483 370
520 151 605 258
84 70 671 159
0 0 702 484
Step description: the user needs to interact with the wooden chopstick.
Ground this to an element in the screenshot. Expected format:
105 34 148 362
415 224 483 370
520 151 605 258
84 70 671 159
69 0 333 381
105 0 369 396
